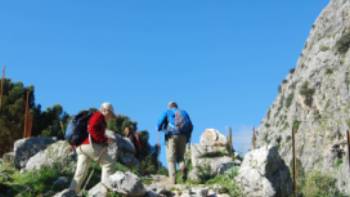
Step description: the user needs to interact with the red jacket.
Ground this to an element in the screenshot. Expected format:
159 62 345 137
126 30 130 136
82 111 108 144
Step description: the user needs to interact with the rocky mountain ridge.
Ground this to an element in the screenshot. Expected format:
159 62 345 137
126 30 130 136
256 0 350 194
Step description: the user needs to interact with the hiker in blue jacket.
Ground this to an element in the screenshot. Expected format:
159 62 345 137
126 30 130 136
157 101 193 184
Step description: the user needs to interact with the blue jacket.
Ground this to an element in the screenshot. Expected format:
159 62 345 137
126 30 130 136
157 108 193 137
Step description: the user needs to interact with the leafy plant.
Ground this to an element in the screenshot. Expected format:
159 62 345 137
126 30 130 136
335 158 343 168
299 81 315 107
0 162 73 196
197 164 213 183
285 93 294 109
325 68 333 75
290 68 296 74
301 171 346 197
292 120 301 132
206 167 241 196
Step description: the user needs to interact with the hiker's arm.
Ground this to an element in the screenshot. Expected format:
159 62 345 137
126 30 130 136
157 111 168 131
88 113 108 143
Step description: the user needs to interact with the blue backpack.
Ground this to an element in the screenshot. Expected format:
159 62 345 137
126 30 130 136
65 110 94 146
174 110 193 136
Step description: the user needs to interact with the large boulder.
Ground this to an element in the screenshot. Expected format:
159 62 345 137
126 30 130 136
191 144 230 160
105 130 135 154
191 144 233 169
236 146 292 197
105 130 139 166
189 129 235 182
200 128 227 146
25 141 74 171
108 171 146 196
14 137 55 169
88 183 108 197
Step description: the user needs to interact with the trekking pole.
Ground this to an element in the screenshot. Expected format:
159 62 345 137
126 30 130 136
23 90 30 138
292 121 300 197
82 146 108 192
226 127 233 155
252 127 257 150
347 130 350 173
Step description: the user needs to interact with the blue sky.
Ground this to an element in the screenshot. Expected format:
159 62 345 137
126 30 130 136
0 0 328 164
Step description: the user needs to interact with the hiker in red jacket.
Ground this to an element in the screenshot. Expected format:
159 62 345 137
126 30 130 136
70 102 116 193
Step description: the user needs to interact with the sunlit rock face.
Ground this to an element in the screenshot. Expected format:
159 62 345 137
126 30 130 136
256 0 350 194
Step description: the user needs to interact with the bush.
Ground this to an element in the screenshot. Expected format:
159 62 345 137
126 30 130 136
0 162 73 196
290 68 296 74
325 68 333 75
300 81 315 107
196 164 213 183
206 167 241 196
301 171 346 197
285 93 294 108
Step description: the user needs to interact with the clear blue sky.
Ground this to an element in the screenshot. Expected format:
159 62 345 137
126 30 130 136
0 0 328 164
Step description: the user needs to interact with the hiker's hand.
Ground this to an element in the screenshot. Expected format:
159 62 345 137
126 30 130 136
107 138 114 144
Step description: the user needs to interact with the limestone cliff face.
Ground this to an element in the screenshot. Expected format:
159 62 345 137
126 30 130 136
256 0 350 193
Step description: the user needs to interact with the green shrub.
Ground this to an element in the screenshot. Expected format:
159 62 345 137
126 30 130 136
197 164 212 183
290 68 296 74
292 120 301 132
335 158 343 168
206 167 241 196
107 192 122 197
285 93 294 108
300 81 315 107
325 68 333 75
11 164 72 196
301 171 346 197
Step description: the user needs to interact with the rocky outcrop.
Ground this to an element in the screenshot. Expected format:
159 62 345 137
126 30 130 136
189 129 239 182
13 137 55 169
54 171 146 197
146 175 231 197
105 130 139 167
109 171 146 196
200 128 228 146
255 0 350 194
236 146 292 197
25 141 74 171
88 183 108 197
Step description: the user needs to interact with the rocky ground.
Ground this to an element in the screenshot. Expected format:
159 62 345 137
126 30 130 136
0 129 243 197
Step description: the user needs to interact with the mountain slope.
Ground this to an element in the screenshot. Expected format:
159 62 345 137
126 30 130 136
256 0 350 194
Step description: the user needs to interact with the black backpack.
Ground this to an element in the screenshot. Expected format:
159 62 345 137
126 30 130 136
65 110 94 146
